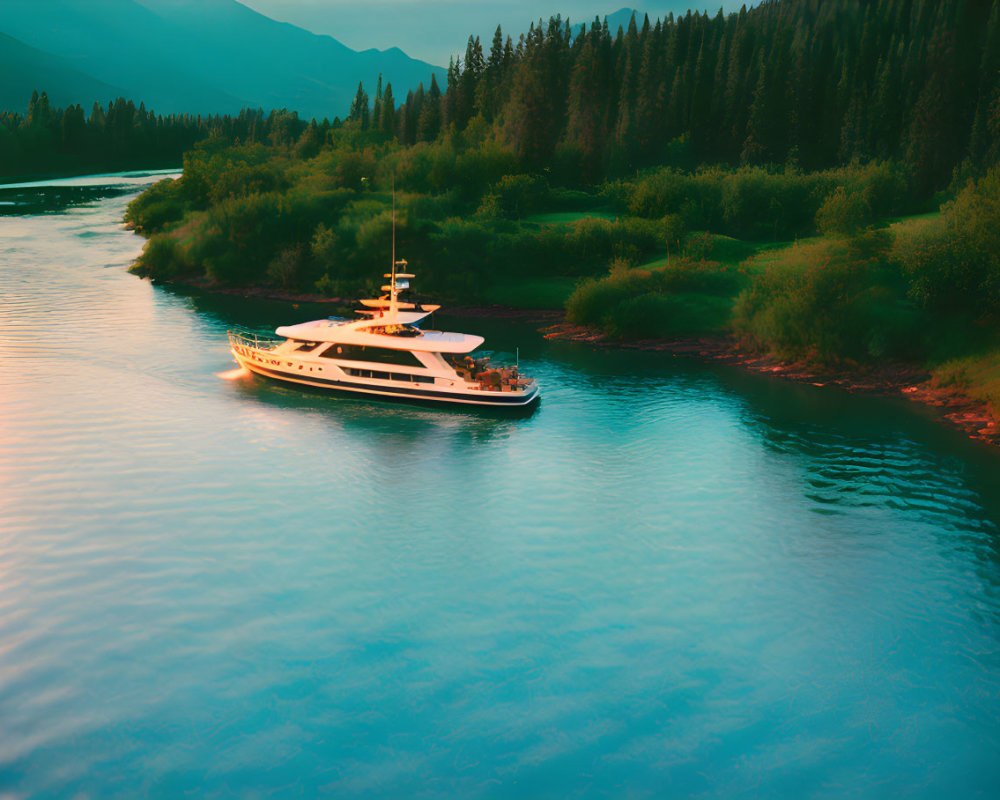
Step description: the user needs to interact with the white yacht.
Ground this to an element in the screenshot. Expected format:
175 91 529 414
227 259 539 408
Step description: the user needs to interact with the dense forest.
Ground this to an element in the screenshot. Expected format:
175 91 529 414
10 0 1000 186
123 0 1000 414
358 0 1000 190
0 90 314 179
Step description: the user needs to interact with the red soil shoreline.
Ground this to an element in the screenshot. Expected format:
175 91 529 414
541 322 1000 448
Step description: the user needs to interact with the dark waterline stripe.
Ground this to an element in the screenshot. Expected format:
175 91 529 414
241 360 538 406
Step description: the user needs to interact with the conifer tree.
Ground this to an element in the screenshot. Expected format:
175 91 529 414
25 90 51 127
444 57 461 129
457 36 484 127
349 81 370 129
380 83 396 134
417 74 443 141
373 74 384 128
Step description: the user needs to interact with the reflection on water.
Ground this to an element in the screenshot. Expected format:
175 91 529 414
1 174 1000 799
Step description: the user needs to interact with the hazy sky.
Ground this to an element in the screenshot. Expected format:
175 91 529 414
238 1 749 67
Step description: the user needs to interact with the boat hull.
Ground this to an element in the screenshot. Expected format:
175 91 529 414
233 351 540 408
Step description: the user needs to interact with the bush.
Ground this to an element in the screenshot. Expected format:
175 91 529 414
734 236 925 363
209 162 286 204
201 192 287 284
125 178 184 234
616 161 914 241
565 258 746 338
266 245 305 290
901 167 1000 319
816 186 873 235
131 233 187 279
477 174 549 219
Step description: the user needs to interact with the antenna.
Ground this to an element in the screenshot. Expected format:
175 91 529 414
392 175 396 286
390 175 397 316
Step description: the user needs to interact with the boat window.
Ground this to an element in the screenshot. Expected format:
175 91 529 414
292 340 321 352
343 367 434 384
319 343 424 367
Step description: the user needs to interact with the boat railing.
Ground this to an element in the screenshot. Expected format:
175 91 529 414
227 330 281 352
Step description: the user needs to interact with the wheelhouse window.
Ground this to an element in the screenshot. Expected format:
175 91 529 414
292 340 321 352
319 343 424 367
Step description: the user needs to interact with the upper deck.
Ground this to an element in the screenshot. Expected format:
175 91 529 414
275 318 484 354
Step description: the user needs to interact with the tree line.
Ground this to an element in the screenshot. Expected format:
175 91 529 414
344 0 1000 193
9 0 1000 193
0 90 318 179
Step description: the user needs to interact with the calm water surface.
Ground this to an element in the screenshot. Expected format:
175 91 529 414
2 174 1000 798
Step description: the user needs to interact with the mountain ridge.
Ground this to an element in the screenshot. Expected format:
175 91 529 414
0 0 444 118
0 32 129 114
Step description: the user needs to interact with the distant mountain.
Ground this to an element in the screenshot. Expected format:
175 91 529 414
0 32 127 113
0 0 445 119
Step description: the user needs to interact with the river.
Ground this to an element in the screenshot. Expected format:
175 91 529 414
2 172 999 798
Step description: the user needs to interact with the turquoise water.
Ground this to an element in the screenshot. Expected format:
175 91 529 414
2 174 1000 798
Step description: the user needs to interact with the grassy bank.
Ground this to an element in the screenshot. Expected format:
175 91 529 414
124 135 1000 420
564 170 1000 418
126 138 922 301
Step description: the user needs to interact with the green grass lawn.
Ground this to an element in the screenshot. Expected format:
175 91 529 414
633 233 793 274
488 277 580 309
525 210 619 225
885 210 944 226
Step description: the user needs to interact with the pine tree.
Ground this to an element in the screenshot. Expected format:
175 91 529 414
25 90 51 127
417 74 443 141
564 30 609 180
968 1 1000 165
294 119 321 159
444 57 461 129
372 74 384 128
402 84 423 145
380 83 396 134
60 104 86 153
478 25 506 122
458 36 484 126
349 81 370 129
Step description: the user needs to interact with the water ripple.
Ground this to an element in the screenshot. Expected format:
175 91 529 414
2 177 1000 798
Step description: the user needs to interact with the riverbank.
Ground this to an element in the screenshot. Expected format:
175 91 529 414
138 274 999 448
542 321 1000 448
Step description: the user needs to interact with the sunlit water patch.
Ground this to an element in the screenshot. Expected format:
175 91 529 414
1 173 999 798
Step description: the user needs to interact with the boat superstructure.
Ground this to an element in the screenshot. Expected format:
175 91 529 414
227 256 539 407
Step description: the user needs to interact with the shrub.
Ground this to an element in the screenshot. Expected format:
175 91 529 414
816 186 873 235
125 178 184 234
733 236 925 363
201 191 288 285
209 162 286 204
266 245 305 290
565 258 746 338
917 168 1000 316
477 174 549 219
131 233 187 279
615 161 914 241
